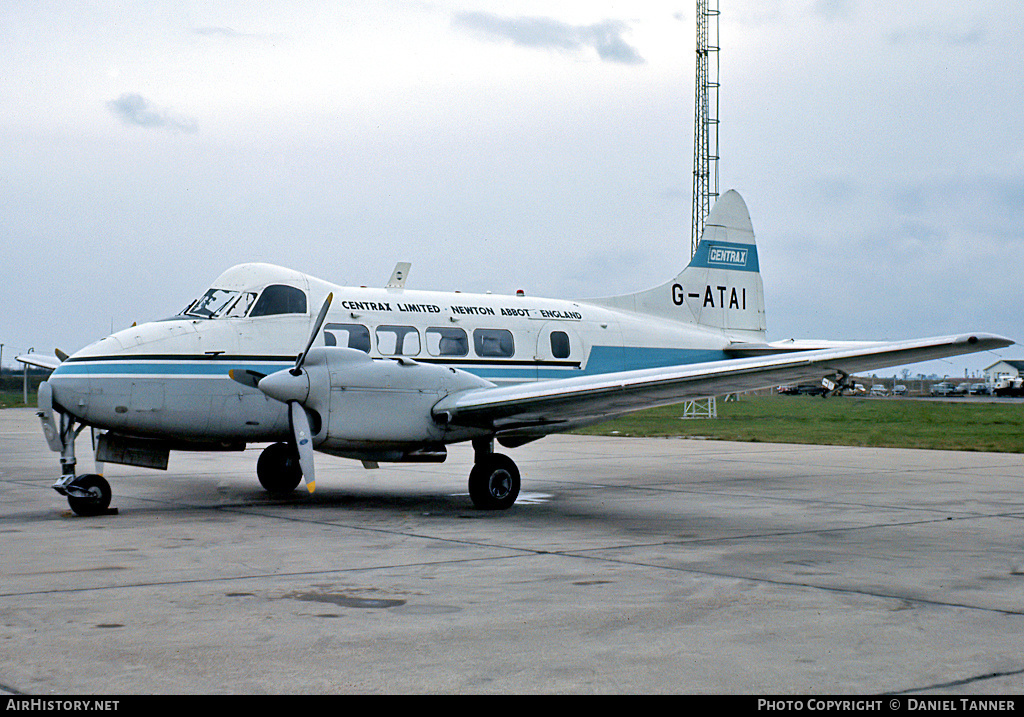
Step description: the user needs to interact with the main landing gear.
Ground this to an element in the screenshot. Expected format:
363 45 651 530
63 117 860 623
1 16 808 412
468 438 520 510
253 438 522 510
256 442 304 495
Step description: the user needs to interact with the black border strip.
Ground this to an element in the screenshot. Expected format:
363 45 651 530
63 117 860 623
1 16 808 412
63 354 582 369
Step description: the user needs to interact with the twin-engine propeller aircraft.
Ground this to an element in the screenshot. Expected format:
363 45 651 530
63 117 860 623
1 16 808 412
19 191 1012 515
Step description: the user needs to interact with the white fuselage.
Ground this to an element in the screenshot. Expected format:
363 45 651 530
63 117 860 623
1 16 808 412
48 272 738 447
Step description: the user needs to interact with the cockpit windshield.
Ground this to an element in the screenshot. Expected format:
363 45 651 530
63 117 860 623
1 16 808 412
179 289 257 319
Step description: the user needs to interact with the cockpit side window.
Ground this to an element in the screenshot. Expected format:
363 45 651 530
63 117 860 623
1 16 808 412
249 285 308 317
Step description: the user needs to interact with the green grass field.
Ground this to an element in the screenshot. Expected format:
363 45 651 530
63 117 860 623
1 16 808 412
0 390 34 409
4 387 1023 453
571 395 1024 453
0 376 47 409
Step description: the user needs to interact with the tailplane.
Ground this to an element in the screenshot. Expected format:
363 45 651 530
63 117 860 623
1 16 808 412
588 189 767 339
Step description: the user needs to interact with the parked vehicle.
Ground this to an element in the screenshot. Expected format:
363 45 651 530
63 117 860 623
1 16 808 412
776 384 828 396
892 385 908 396
798 384 827 396
839 383 867 396
993 377 1024 397
930 382 958 396
969 383 990 395
955 383 971 395
869 385 888 396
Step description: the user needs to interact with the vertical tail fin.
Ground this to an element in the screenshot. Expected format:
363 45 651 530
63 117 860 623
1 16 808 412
588 190 767 338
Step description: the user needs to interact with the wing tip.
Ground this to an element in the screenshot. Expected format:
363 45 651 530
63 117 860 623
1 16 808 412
960 333 1014 350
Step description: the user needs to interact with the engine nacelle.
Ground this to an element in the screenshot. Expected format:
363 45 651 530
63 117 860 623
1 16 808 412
300 347 492 452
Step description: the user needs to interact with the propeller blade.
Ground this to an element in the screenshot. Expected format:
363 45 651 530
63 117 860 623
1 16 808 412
289 401 316 493
55 348 69 362
228 368 267 389
295 292 334 371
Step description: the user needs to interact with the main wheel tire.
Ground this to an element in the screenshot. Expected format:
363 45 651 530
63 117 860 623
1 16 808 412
67 474 112 517
257 442 303 494
468 453 520 510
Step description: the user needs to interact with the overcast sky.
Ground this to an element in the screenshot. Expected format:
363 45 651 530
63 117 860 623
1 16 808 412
2 0 1021 378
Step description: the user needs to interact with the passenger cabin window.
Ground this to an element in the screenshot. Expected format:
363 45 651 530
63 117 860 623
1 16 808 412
376 325 420 356
474 329 514 358
324 323 371 353
249 285 308 317
426 327 469 357
550 331 570 359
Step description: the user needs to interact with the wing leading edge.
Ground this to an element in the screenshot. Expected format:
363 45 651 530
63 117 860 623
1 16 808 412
433 333 1013 436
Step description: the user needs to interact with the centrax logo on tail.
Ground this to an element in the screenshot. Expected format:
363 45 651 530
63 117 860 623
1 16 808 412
18 191 1012 515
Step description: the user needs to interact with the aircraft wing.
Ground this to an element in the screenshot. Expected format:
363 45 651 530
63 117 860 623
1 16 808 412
16 353 62 371
724 338 883 358
433 333 1013 436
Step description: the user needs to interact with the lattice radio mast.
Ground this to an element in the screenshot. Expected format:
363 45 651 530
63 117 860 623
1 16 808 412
683 0 723 420
691 0 720 259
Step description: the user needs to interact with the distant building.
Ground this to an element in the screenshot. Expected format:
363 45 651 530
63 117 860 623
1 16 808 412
984 360 1024 384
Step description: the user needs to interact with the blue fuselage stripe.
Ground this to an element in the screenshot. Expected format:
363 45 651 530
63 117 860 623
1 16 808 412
52 346 729 382
53 362 290 377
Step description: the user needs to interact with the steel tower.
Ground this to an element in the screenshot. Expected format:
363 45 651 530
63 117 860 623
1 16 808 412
682 0 722 420
691 0 720 259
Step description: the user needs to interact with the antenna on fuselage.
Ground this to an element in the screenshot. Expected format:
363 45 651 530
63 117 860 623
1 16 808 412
386 262 412 289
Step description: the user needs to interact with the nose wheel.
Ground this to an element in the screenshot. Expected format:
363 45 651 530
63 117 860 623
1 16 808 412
65 474 112 516
59 474 113 517
468 453 520 510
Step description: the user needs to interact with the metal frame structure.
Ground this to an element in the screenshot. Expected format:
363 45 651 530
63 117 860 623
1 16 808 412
689 0 721 419
691 0 721 260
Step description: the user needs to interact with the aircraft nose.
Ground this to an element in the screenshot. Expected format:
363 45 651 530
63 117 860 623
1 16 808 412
257 369 310 404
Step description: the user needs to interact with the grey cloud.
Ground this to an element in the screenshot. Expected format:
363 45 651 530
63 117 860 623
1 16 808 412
452 12 644 64
107 93 198 133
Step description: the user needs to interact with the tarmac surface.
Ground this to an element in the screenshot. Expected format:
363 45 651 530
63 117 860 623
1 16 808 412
1 406 1023 695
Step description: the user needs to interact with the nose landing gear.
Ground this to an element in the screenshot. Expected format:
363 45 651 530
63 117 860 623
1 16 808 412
38 382 116 516
57 473 113 517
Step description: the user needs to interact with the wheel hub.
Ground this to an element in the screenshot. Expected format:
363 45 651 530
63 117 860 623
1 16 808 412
489 470 513 499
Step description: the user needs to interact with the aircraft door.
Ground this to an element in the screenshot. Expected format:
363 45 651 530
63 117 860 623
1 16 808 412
535 323 583 381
